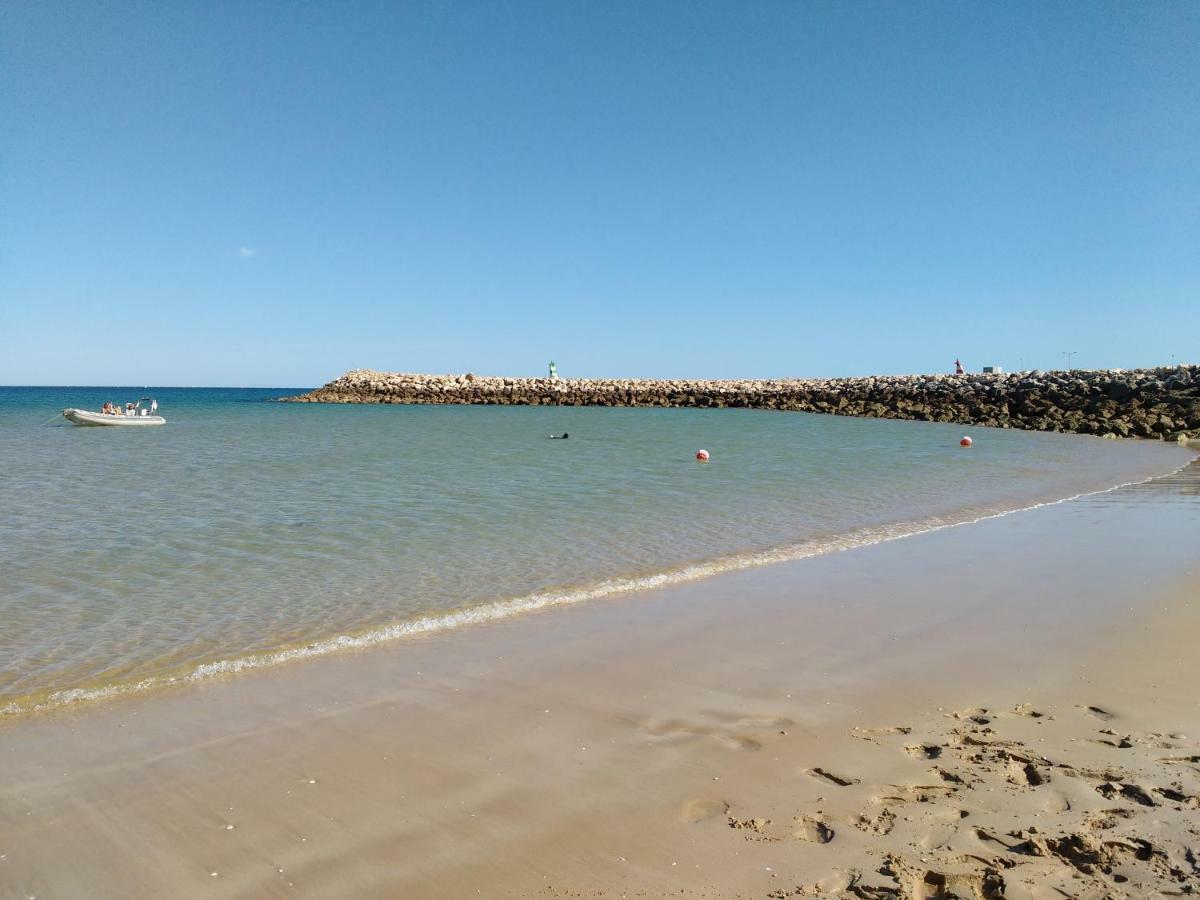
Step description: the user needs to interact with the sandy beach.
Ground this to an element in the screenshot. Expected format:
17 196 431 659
2 461 1198 899
7 0 1198 895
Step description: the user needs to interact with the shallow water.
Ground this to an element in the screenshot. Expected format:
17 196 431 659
0 386 1192 714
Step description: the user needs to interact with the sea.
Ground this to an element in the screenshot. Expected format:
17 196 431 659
0 385 1193 716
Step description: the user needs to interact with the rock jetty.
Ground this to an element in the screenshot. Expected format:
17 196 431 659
284 366 1200 441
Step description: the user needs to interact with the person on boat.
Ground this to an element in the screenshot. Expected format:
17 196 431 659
125 402 135 416
102 401 116 415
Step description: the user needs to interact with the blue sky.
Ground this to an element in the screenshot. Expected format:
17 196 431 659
2 1 1197 386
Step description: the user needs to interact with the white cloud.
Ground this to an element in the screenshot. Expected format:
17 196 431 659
238 246 258 258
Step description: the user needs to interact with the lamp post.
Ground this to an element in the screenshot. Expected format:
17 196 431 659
1062 351 1077 371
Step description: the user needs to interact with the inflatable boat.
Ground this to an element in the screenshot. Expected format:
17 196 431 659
63 398 165 426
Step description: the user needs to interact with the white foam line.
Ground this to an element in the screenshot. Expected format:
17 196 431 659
4 455 1196 719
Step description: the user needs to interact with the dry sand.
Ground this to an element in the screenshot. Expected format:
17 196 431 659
1 463 1198 899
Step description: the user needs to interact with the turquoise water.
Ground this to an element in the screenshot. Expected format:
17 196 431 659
0 386 1192 714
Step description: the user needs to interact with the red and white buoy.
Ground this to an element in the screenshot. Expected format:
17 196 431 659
696 449 710 462
960 436 973 448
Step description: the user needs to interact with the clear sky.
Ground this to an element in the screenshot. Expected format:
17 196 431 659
2 1 1197 386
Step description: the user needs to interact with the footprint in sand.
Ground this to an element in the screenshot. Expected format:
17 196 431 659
1077 704 1116 722
904 743 943 760
948 732 1023 751
1158 754 1200 770
908 864 1004 900
702 710 794 731
1060 763 1130 783
636 712 794 753
871 854 1007 900
1009 702 1047 719
680 798 729 823
852 807 896 836
768 868 864 897
947 706 992 725
876 783 958 804
852 725 913 742
1129 730 1182 749
1089 729 1133 748
1041 791 1071 814
804 766 861 786
1155 785 1199 806
1095 781 1156 806
1018 827 1178 886
637 718 762 752
793 815 835 843
1006 760 1047 787
1082 808 1135 831
930 766 965 785
728 815 771 834
811 868 862 894
918 823 957 850
972 826 1021 853
713 734 763 752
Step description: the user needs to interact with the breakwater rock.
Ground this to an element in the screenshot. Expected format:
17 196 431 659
283 367 1200 440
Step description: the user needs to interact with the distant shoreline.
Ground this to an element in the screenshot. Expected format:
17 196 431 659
283 365 1200 442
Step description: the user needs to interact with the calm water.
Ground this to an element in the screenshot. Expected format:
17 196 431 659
0 386 1193 714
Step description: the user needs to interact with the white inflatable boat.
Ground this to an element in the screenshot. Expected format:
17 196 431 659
63 397 165 426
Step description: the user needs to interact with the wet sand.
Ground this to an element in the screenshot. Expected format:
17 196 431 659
1 463 1198 898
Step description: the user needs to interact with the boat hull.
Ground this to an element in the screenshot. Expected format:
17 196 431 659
63 409 166 426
